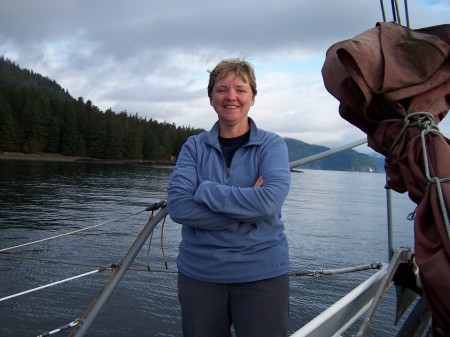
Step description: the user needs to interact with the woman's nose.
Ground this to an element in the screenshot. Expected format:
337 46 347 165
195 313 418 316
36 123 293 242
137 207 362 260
225 90 237 100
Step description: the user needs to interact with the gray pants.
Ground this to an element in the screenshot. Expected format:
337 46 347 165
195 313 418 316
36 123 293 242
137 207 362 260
178 272 290 337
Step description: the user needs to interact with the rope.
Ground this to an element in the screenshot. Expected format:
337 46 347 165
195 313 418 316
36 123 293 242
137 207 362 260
0 207 150 253
420 128 450 240
145 209 169 271
382 112 441 159
160 216 168 270
145 216 155 270
380 112 450 241
37 318 80 337
0 265 112 302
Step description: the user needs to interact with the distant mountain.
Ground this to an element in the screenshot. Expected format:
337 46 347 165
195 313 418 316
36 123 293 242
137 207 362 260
368 154 386 173
284 137 382 173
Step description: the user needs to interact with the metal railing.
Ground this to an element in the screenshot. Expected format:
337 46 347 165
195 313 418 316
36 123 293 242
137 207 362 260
70 201 169 337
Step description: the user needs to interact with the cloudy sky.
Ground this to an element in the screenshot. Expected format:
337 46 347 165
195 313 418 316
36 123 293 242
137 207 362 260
1 0 449 154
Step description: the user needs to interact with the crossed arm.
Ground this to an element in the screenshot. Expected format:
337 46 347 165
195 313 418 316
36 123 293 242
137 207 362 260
167 138 290 231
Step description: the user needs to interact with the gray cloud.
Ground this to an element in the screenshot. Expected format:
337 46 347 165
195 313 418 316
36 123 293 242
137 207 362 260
1 0 448 150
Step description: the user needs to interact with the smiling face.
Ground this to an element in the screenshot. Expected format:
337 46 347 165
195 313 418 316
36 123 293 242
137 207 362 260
210 73 255 137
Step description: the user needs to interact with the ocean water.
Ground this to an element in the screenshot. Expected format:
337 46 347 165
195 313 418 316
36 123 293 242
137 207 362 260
0 159 417 337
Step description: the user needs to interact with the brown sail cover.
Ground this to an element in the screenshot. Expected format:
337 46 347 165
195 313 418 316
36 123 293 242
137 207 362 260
322 22 450 336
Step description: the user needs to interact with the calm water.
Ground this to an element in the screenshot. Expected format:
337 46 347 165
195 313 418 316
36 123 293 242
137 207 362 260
0 159 417 337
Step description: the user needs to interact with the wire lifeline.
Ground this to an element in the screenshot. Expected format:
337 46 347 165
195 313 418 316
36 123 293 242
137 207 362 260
292 263 383 277
37 318 80 337
0 265 111 303
0 252 108 269
0 202 170 277
117 262 385 277
0 207 150 253
1 202 168 305
0 251 385 279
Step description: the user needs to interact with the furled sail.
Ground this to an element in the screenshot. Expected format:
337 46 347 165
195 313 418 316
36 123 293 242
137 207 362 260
322 22 450 337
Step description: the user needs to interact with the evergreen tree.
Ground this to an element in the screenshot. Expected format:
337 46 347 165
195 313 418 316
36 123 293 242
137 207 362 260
60 103 83 156
0 92 19 151
142 120 159 160
22 92 47 153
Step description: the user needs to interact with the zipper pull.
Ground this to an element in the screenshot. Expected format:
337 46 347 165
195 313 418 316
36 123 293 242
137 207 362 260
226 167 230 177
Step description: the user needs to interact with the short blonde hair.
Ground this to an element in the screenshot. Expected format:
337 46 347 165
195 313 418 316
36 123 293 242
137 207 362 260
207 58 257 98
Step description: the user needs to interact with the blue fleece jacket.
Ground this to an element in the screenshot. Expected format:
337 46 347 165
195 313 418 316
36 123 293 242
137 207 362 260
167 118 291 283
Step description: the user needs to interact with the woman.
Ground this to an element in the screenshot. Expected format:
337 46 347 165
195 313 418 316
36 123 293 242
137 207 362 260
167 58 291 337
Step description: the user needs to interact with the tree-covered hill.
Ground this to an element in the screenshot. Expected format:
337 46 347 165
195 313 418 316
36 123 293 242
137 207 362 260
0 56 203 161
0 56 383 172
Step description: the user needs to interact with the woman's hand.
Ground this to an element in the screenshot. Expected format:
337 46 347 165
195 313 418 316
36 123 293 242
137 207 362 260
254 176 263 188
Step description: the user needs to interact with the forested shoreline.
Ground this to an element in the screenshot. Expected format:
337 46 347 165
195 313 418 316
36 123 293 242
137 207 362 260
0 56 203 161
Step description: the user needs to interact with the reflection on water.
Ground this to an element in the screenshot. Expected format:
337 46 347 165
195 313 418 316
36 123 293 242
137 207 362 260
0 160 416 336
